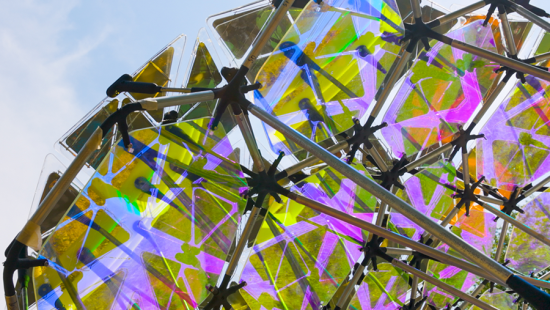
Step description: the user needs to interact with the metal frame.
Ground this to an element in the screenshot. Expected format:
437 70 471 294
7 0 550 309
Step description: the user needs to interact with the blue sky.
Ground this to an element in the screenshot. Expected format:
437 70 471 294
0 0 251 304
0 0 549 307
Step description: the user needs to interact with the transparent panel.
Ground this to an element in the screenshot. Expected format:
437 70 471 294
254 0 403 159
35 118 247 309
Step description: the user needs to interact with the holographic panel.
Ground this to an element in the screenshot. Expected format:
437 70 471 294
208 2 303 80
506 191 550 274
381 20 499 157
423 214 497 308
34 118 247 309
345 262 409 309
476 75 550 191
178 30 238 133
254 0 402 156
473 288 516 310
59 35 186 168
239 164 379 308
390 160 457 240
389 160 497 308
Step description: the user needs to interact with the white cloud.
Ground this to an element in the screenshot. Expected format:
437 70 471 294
0 0 109 303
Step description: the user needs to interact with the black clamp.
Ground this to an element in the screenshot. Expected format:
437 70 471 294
100 102 146 152
448 125 485 163
203 281 247 310
493 186 525 221
373 156 409 190
241 151 291 209
450 176 486 217
345 118 387 164
271 0 320 9
106 74 162 98
3 240 49 299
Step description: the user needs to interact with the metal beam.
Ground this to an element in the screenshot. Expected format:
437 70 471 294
248 103 513 283
392 260 499 310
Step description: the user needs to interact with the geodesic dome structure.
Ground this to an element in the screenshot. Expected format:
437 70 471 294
5 0 550 309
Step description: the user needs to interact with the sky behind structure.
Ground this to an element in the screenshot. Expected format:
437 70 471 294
0 0 251 306
1 0 550 308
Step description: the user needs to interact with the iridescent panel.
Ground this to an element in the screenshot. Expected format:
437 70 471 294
254 0 402 157
476 75 550 191
423 216 497 308
381 19 500 157
239 164 379 308
35 118 246 309
390 160 457 239
345 262 409 309
59 35 186 168
473 288 516 310
506 191 550 274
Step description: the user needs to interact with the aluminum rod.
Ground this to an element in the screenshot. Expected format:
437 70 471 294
477 195 506 205
161 87 191 93
243 0 295 68
18 128 103 251
335 264 367 309
522 173 550 197
495 221 509 262
368 147 389 172
478 201 550 248
410 275 419 306
534 51 550 63
410 0 423 19
541 271 550 280
375 202 388 227
140 90 215 110
370 50 412 119
376 45 407 101
385 247 414 256
286 193 504 285
423 206 460 244
402 143 452 172
225 206 261 276
392 260 499 310
280 140 349 179
235 112 266 172
499 8 518 56
455 280 487 310
509 2 550 34
462 151 471 186
249 103 513 283
449 39 550 82
520 276 550 290
428 1 487 28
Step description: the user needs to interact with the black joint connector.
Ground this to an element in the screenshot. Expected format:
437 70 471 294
345 118 387 164
373 155 409 190
211 66 251 130
100 102 145 150
243 152 290 208
106 74 162 98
